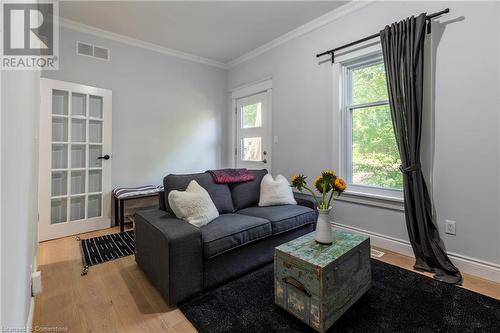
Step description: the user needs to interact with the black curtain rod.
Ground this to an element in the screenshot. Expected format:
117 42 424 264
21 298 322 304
316 8 450 59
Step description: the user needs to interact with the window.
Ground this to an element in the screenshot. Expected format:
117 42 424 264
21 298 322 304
341 54 403 199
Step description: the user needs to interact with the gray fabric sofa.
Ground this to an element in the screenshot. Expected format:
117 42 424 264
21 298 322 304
135 169 318 305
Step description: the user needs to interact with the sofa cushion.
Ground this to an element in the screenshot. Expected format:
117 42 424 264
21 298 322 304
164 172 234 214
201 214 271 259
229 169 268 210
237 205 316 235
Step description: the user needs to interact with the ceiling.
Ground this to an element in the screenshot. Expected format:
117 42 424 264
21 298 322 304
60 1 347 64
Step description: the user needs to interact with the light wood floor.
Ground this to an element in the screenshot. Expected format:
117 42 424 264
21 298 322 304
34 227 500 333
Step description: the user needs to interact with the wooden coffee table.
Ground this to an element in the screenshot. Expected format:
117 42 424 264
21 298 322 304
274 229 371 332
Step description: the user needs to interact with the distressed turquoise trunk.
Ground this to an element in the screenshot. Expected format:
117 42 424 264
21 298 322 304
274 229 371 332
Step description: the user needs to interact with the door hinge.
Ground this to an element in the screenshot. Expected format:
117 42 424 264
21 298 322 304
235 147 237 155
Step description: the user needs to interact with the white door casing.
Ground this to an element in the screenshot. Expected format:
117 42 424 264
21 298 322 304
38 78 112 241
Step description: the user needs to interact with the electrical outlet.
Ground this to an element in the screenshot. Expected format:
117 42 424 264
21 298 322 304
445 220 456 235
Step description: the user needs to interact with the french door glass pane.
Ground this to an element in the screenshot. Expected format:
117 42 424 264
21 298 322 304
351 104 402 189
52 117 68 142
71 118 86 142
71 171 86 195
88 145 102 167
88 194 102 218
51 171 67 197
89 95 103 118
242 103 262 128
241 137 262 161
89 120 103 143
51 198 67 224
70 196 85 221
52 90 68 115
71 144 86 168
88 170 102 193
71 93 87 116
52 144 68 169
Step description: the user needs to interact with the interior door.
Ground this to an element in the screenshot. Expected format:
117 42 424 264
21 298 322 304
235 92 271 170
38 78 112 241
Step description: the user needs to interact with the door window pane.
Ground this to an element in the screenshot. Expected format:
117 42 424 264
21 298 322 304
52 144 68 169
51 198 67 224
88 194 102 218
351 104 402 189
70 196 85 221
71 118 86 142
71 93 87 116
89 95 103 118
71 171 86 195
51 171 67 197
52 90 68 115
88 170 102 193
351 62 388 105
52 117 68 142
242 103 262 128
89 120 103 143
241 137 262 162
71 144 86 168
88 145 102 167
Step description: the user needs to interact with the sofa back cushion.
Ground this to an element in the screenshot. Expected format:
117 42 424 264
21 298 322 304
164 172 234 214
229 169 268 211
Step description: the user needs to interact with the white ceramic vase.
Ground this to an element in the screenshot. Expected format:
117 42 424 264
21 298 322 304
315 207 333 245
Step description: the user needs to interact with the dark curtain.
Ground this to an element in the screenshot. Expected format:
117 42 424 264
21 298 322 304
380 13 462 284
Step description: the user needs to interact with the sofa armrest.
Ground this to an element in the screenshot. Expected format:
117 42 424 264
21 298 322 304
294 192 318 211
158 190 166 211
135 209 202 305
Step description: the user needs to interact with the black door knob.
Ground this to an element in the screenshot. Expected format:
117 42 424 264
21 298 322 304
97 154 110 160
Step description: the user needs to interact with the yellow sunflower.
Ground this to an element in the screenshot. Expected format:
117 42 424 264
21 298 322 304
334 177 347 192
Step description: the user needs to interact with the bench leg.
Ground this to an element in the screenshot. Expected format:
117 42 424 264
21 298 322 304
120 199 125 232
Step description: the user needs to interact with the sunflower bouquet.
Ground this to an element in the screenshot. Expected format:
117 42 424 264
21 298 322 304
290 170 347 210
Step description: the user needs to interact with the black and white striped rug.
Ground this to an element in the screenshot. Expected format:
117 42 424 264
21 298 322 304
79 230 134 275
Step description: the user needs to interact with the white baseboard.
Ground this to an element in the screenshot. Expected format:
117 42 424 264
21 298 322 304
332 222 500 283
26 297 35 330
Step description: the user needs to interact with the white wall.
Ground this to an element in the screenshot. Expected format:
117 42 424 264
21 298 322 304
1 71 40 328
43 25 227 187
227 1 500 267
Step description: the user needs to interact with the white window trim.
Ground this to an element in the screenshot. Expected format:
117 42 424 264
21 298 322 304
332 43 404 210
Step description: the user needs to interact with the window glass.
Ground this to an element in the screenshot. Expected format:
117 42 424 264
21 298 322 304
242 103 262 128
351 104 402 189
351 62 389 105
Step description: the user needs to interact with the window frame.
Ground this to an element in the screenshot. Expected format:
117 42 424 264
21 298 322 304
336 46 404 204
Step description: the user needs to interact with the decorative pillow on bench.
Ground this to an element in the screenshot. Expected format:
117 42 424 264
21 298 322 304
259 174 297 207
168 180 219 227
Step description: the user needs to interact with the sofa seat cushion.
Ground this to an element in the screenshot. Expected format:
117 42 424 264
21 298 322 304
201 214 271 259
237 205 316 235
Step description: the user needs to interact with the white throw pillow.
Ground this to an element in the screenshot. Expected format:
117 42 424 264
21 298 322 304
168 180 219 227
259 174 297 207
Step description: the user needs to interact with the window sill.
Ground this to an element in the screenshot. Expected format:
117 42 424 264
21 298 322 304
336 190 405 212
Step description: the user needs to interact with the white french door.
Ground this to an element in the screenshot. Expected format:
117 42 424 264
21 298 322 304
235 91 271 170
38 78 112 241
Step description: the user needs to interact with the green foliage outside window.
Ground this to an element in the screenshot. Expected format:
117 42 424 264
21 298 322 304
242 103 261 128
350 62 403 190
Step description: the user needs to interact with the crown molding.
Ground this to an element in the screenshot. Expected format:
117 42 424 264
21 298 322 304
226 1 374 69
59 1 373 70
59 17 227 69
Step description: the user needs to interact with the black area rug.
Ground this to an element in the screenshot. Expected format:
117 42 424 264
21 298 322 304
79 230 134 275
179 260 500 333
